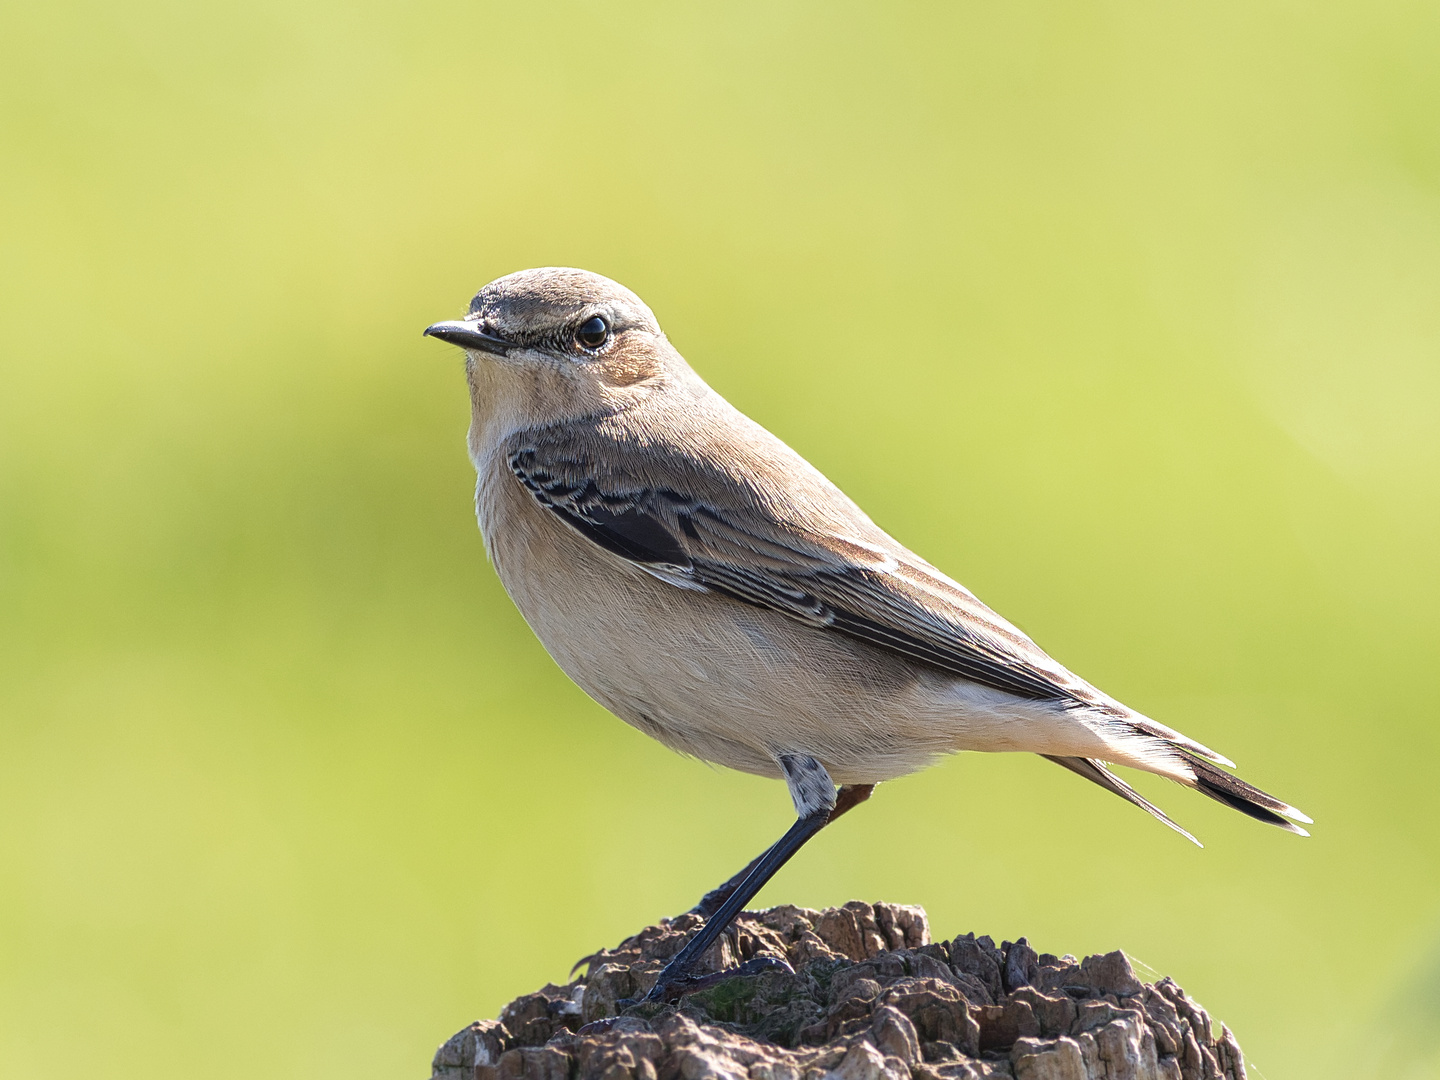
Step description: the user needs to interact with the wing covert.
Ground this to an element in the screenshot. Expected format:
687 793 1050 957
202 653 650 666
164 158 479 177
506 430 1086 705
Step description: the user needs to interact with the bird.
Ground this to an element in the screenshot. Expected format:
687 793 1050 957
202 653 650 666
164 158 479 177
423 266 1310 1001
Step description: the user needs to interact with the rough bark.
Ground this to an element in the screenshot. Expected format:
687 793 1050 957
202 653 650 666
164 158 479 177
431 902 1246 1080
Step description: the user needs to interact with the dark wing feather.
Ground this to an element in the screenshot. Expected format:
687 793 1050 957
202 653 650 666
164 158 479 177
506 433 1089 705
557 502 691 567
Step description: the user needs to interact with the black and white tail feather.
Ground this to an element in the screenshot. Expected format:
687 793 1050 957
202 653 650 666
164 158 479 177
1045 746 1310 848
1179 750 1311 835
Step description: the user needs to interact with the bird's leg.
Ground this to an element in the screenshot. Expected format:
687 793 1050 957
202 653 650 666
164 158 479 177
644 757 860 1003
689 782 875 918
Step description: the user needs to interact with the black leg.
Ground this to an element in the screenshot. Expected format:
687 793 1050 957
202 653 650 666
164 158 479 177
644 810 830 1001
689 851 769 920
689 783 876 918
645 779 878 1003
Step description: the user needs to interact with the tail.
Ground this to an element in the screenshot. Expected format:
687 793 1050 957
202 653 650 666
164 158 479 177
1046 750 1312 843
1044 756 1202 847
1178 750 1312 836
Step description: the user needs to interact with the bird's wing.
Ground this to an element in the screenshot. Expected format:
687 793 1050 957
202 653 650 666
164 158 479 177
505 420 1100 706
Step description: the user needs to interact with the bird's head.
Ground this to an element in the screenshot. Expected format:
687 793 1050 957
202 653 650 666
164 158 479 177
425 268 681 440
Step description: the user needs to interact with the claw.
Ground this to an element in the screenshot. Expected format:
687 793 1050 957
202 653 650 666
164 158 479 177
570 950 606 979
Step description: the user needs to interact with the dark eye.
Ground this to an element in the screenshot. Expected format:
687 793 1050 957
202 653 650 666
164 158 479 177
575 315 609 350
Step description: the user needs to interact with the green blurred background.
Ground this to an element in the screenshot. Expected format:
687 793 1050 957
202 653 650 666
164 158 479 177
2 1 1438 1077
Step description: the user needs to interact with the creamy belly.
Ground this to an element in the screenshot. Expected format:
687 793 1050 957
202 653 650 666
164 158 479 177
473 456 1135 784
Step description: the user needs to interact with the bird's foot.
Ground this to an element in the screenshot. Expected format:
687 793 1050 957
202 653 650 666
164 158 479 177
619 955 794 1007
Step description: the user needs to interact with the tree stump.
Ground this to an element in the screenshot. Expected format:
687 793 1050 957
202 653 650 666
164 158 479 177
431 902 1246 1080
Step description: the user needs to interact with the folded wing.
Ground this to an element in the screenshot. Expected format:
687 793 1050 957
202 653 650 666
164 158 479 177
510 425 1135 711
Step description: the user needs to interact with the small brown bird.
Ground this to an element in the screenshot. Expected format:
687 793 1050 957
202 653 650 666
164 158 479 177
424 267 1309 1000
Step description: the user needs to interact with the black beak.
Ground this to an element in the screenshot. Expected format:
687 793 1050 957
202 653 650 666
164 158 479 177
423 320 514 356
